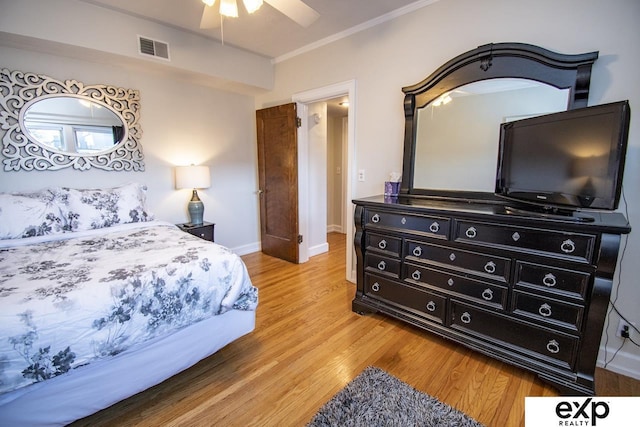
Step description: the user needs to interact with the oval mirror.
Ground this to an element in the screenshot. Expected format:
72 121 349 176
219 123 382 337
21 96 126 154
413 78 570 192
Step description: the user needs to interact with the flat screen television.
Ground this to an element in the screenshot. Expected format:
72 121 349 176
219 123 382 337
495 100 630 214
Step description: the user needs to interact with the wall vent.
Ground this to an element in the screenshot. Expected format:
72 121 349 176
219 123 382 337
137 36 170 60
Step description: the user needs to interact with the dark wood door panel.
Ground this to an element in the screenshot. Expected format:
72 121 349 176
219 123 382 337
256 103 299 263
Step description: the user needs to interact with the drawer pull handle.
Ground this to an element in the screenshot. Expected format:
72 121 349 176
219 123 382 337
377 261 386 271
447 278 455 287
461 312 472 324
401 217 407 225
426 301 437 312
378 239 387 250
482 288 494 301
449 253 456 261
371 214 380 223
371 282 380 292
543 273 557 287
561 239 576 254
512 232 520 241
546 339 560 354
429 222 440 233
465 227 477 239
539 303 553 317
484 261 496 274
411 270 421 281
413 246 423 257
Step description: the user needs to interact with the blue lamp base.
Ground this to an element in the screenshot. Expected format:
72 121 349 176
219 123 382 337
187 189 204 225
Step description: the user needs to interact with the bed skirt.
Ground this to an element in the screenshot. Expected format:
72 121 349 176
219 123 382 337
0 309 256 427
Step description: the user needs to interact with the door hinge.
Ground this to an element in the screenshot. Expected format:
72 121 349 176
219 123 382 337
298 235 303 244
296 117 302 128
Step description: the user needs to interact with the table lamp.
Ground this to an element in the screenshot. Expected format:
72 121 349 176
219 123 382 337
175 165 211 225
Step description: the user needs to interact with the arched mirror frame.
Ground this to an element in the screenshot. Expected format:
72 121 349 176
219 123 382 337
0 69 144 171
400 42 599 200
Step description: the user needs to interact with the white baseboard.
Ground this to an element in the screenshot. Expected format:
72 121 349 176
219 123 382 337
597 344 640 380
231 241 261 256
309 242 329 257
327 224 343 233
348 268 357 283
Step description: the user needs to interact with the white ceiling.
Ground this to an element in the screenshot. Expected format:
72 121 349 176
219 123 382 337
79 0 432 59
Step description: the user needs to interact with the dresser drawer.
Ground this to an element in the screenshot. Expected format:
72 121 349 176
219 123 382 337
454 220 596 263
365 209 449 239
365 274 446 324
515 261 590 301
364 253 401 278
512 290 584 332
404 262 507 310
450 301 578 369
406 240 510 283
366 233 402 257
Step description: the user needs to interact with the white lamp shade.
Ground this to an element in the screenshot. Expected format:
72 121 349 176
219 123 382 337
175 165 211 189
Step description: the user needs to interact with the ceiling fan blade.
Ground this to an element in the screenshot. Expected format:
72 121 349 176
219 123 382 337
200 4 221 29
265 0 320 27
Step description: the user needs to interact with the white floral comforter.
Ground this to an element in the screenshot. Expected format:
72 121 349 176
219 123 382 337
0 221 257 396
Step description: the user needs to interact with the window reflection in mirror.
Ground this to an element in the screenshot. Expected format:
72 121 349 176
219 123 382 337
413 78 570 192
22 96 126 154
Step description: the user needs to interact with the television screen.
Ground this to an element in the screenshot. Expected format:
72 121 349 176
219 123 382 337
495 100 630 211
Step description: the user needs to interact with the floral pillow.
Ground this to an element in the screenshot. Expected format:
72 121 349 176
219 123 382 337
54 183 154 231
0 191 67 240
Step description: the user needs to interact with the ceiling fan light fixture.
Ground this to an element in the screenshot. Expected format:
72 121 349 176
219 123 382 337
243 0 263 14
219 0 239 17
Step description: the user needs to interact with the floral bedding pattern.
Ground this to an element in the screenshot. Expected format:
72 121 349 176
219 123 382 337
0 183 153 240
0 222 257 395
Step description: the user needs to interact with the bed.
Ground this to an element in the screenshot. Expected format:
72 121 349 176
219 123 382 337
0 184 258 426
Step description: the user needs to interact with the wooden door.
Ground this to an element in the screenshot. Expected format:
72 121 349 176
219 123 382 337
256 103 299 263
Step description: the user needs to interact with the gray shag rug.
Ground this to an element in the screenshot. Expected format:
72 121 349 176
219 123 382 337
307 366 484 427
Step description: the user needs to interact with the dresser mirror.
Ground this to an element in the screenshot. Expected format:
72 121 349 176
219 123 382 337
401 43 599 199
0 69 144 171
414 78 570 191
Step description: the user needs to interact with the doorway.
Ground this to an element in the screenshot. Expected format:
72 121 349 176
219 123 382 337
301 98 347 258
293 80 356 282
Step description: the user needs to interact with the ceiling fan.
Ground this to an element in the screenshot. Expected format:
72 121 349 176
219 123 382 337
200 0 320 29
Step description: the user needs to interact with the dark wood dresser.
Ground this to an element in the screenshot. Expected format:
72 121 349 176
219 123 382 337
352 195 630 395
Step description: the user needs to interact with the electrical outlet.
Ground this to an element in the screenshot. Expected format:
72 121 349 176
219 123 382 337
616 319 630 338
358 169 365 182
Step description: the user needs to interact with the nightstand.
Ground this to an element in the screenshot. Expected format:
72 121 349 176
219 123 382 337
176 222 215 242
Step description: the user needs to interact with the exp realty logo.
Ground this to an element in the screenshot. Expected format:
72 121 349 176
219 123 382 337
525 396 638 426
555 398 609 426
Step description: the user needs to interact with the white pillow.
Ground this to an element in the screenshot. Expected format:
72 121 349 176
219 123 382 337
55 183 154 231
0 191 67 240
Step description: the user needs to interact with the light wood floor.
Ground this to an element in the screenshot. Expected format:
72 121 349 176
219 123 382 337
76 233 639 426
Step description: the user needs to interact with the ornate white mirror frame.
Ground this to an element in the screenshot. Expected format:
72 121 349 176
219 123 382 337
0 69 144 171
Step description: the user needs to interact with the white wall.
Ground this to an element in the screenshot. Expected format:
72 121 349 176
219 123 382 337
0 46 261 253
327 115 345 232
255 0 640 378
0 0 273 92
306 102 328 256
